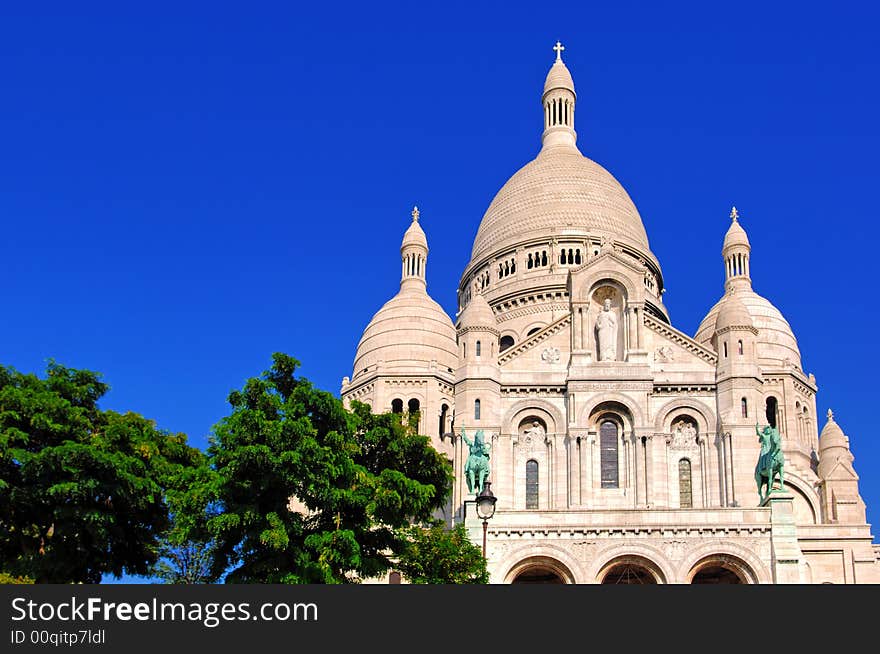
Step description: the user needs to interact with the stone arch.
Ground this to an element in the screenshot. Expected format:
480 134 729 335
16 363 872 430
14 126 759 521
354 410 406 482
653 397 715 434
687 553 758 584
503 399 565 436
523 321 548 338
499 545 581 584
581 393 645 430
677 541 770 584
586 543 674 585
783 471 820 525
580 270 640 304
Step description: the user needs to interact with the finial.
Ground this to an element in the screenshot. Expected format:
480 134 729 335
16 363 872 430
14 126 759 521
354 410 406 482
730 206 739 221
553 41 565 62
411 206 420 222
827 408 834 421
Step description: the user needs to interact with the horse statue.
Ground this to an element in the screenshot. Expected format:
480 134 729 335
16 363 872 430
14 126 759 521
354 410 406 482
461 426 491 494
755 423 784 503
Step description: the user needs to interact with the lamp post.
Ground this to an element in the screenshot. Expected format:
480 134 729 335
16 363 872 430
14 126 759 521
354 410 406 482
475 481 497 559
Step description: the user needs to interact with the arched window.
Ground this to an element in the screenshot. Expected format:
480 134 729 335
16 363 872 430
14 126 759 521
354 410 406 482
741 397 748 418
575 249 581 264
439 403 449 439
474 399 481 421
600 420 619 489
499 335 515 353
765 397 778 429
526 460 539 509
476 340 481 357
407 398 421 431
738 339 744 355
723 342 728 358
527 327 541 336
679 459 693 508
391 398 403 414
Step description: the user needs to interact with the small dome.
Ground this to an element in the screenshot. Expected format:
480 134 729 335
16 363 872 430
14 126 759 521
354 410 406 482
714 291 753 331
818 410 849 452
723 217 750 251
543 60 575 97
401 210 428 250
352 288 457 379
458 293 496 329
695 288 801 368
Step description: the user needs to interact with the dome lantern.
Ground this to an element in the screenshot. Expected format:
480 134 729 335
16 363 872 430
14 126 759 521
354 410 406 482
723 206 752 292
542 41 577 149
400 206 428 290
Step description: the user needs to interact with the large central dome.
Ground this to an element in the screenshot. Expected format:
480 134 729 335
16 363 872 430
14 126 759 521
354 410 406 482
470 145 650 261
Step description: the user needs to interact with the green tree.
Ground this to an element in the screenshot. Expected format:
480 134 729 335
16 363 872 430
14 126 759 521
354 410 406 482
152 539 217 584
395 522 489 584
198 353 453 583
0 361 202 583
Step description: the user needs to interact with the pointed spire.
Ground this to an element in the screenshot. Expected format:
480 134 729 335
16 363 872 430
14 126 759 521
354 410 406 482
827 408 834 421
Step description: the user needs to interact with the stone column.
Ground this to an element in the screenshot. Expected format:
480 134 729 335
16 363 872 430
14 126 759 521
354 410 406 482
764 492 806 583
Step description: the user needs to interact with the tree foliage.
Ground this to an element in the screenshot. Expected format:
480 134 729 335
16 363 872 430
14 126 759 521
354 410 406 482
195 353 454 583
0 362 202 583
395 523 488 584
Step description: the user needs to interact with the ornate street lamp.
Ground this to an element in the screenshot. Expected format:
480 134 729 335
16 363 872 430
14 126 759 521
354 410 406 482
475 481 497 558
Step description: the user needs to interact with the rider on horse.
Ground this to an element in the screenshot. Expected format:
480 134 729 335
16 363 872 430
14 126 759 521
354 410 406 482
755 423 784 503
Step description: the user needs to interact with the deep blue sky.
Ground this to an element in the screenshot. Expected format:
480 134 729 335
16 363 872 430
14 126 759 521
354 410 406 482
3 1 879 575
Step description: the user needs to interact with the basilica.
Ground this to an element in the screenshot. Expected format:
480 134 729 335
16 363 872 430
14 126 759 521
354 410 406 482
340 45 879 583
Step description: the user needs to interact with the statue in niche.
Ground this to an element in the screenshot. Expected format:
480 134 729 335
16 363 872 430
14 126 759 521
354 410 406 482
595 298 618 361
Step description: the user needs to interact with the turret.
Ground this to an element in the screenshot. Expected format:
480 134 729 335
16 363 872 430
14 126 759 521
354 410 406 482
541 41 577 149
817 409 866 524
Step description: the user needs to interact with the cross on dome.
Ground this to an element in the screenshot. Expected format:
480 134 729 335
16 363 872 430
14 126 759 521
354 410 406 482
828 408 834 420
553 41 565 62
412 206 420 222
730 206 739 221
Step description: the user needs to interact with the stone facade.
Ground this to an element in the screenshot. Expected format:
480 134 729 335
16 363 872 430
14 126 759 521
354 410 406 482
341 46 879 584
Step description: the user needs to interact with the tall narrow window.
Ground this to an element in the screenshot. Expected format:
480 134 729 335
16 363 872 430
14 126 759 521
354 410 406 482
766 397 778 429
526 460 539 509
600 420 619 489
679 459 693 508
741 397 748 418
391 398 403 414
439 403 449 439
476 340 481 357
474 399 481 421
723 342 728 358
738 340 744 355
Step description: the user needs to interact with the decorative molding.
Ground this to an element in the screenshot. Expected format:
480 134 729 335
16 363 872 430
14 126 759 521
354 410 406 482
643 313 718 365
499 314 571 365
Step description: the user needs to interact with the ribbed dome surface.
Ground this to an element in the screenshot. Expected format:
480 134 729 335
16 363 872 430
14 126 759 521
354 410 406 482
470 146 650 261
543 60 575 96
352 288 457 379
723 219 750 250
401 219 427 250
695 288 801 368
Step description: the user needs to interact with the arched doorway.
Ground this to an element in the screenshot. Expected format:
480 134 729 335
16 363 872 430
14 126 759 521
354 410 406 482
511 567 565 584
505 556 574 584
598 556 664 584
688 555 755 584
